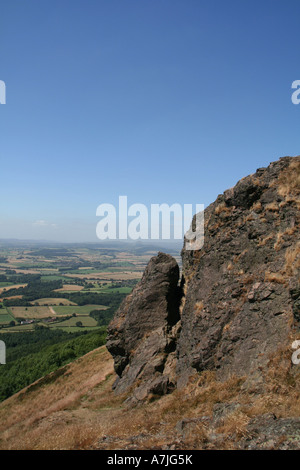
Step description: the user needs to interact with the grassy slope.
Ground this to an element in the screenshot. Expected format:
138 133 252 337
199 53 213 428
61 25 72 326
0 341 299 450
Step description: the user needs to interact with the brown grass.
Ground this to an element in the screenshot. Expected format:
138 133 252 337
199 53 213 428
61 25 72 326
214 202 231 216
31 298 77 306
0 284 27 295
194 301 204 314
54 284 84 292
227 262 234 271
257 234 274 247
252 201 262 212
264 271 286 284
265 202 279 212
0 347 120 450
233 249 248 264
0 340 299 450
283 242 300 277
277 158 300 199
274 231 284 251
215 409 251 440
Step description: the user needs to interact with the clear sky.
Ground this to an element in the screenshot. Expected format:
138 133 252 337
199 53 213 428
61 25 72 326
0 0 299 242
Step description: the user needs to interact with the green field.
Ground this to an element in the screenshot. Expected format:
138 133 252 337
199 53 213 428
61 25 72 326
40 275 70 282
0 310 15 324
53 304 108 315
99 286 132 294
0 241 151 335
62 268 96 274
81 283 132 295
0 323 37 332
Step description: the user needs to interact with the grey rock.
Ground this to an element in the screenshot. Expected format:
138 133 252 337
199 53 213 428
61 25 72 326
177 156 299 385
107 156 300 402
239 414 300 450
106 252 182 396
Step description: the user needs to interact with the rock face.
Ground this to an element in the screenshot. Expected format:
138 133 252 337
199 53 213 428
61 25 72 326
177 156 299 386
107 156 300 399
106 252 182 400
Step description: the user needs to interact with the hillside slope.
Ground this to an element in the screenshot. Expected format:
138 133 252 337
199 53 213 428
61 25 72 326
0 343 300 450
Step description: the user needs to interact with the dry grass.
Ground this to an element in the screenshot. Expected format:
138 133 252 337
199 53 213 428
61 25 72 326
257 234 274 247
32 298 76 306
277 158 300 199
242 274 255 285
0 347 119 449
264 271 286 284
274 231 284 251
214 202 231 216
194 301 204 314
265 202 279 212
0 295 23 301
179 279 188 315
222 321 232 333
233 249 248 264
54 284 84 292
0 284 27 295
0 339 299 450
227 262 234 272
215 410 251 440
283 242 300 277
245 213 255 222
249 340 300 419
252 201 262 212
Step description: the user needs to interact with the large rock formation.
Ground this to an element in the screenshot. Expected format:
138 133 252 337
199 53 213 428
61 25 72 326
177 156 299 386
106 252 182 400
107 155 300 399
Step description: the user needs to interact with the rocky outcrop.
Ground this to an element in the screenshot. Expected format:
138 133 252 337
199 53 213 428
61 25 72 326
177 156 299 386
106 252 182 400
107 155 300 399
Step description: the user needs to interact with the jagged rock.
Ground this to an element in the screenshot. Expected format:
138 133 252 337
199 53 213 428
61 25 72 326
106 252 182 396
177 156 300 385
107 155 300 400
224 177 265 209
239 414 300 450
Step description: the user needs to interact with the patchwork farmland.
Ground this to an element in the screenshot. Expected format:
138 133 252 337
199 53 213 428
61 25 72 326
0 241 180 333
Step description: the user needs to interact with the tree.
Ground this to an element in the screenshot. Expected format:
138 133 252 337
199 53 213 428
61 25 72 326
76 321 83 327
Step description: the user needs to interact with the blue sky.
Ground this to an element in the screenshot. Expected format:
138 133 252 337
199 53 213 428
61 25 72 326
0 0 299 242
